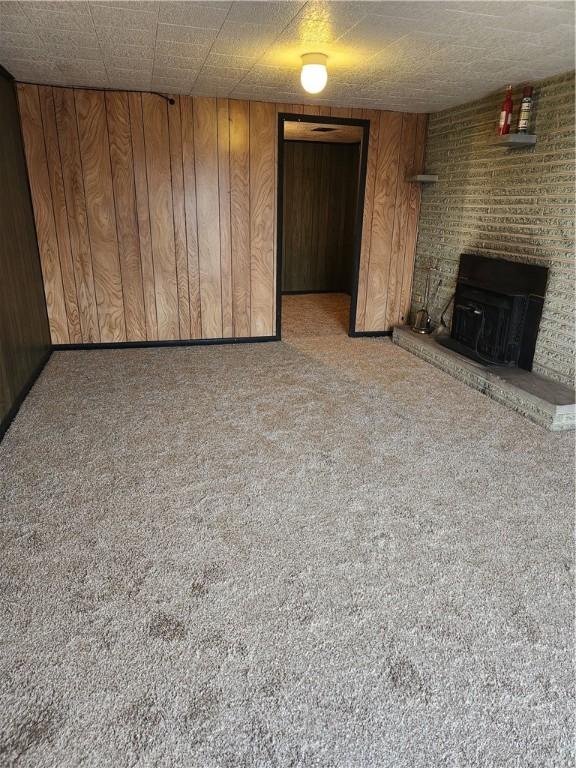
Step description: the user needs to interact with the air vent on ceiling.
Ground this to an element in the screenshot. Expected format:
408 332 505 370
312 127 336 133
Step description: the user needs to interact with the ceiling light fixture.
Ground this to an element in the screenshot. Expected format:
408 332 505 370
300 53 328 94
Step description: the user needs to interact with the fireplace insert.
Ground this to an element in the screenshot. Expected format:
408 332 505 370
438 254 548 370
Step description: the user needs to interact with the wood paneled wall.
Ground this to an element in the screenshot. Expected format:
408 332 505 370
283 140 359 294
18 84 426 343
0 73 50 435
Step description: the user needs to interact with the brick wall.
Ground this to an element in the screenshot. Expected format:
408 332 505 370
411 71 575 386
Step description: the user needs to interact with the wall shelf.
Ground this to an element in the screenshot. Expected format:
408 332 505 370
498 133 537 148
407 174 438 183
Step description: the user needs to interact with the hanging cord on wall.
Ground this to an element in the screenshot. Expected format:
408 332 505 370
18 80 175 105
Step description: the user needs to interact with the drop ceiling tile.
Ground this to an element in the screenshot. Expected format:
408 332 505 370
151 73 197 88
37 29 99 47
93 1 158 11
197 65 246 81
23 8 94 31
108 61 154 76
0 11 33 35
97 26 156 46
367 2 439 21
103 48 154 70
158 2 228 29
153 64 199 79
103 44 156 62
202 52 256 70
225 1 304 26
23 1 92 15
4 61 62 80
211 21 280 57
0 29 44 48
0 0 573 111
108 74 152 89
90 4 157 30
49 44 103 61
153 52 205 69
156 23 218 45
154 39 211 59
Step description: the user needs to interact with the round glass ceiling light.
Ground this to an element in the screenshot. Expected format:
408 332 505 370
300 53 328 94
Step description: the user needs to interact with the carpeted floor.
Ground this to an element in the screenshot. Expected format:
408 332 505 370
0 294 574 767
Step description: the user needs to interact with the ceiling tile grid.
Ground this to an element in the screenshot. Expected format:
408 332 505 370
0 0 573 111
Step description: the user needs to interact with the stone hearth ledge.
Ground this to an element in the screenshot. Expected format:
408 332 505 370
393 326 575 431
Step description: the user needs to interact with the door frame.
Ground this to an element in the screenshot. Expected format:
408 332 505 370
276 112 371 339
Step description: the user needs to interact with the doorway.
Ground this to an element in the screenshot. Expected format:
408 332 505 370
276 114 370 339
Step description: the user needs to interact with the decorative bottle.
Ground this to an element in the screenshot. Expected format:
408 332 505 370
517 86 533 133
498 86 513 135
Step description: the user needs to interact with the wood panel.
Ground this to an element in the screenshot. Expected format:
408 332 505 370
194 97 223 339
399 113 427 324
180 96 202 339
168 96 191 339
355 109 380 332
75 89 126 343
283 141 359 293
0 73 50 433
38 85 82 343
250 101 276 337
385 113 418 329
17 84 69 344
363 112 403 331
128 92 158 341
53 87 100 342
106 91 146 341
19 84 427 343
142 93 179 340
217 98 233 338
229 99 251 337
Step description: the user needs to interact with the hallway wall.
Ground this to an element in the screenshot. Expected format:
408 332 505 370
282 140 359 294
18 85 427 343
0 70 50 437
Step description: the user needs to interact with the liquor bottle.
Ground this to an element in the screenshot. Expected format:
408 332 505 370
498 85 513 135
517 86 533 133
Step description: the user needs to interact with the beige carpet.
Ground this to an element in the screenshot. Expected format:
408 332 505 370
0 294 574 767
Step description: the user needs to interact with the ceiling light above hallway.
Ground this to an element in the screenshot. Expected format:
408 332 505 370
300 53 328 94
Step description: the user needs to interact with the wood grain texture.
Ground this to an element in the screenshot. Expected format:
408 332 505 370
329 107 351 119
385 113 418 329
229 99 251 338
20 86 426 342
217 98 233 338
399 113 427 325
283 141 359 293
75 89 126 342
249 101 275 337
355 109 380 332
52 87 100 342
194 97 223 339
142 93 179 340
18 84 69 344
106 90 146 341
128 92 158 341
37 85 82 343
180 96 202 339
168 96 191 339
364 111 403 332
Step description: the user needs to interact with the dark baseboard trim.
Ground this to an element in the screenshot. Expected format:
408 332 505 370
52 335 279 351
1 328 388 443
281 290 352 296
0 347 52 443
349 330 392 338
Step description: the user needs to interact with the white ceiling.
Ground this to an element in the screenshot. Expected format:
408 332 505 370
0 1 574 112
